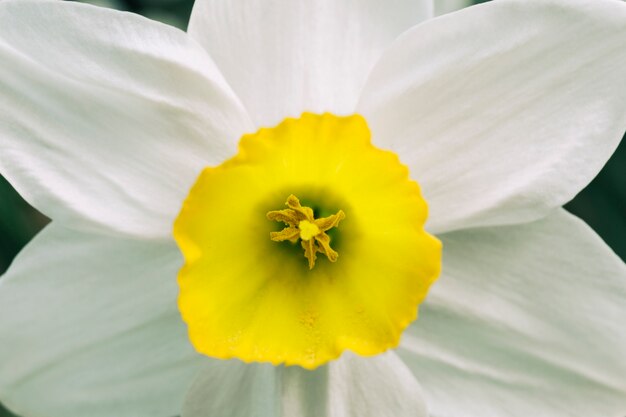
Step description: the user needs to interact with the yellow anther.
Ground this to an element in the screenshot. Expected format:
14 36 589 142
267 195 345 269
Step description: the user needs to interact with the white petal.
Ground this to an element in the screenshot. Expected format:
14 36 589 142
399 209 626 417
0 0 252 239
358 0 626 234
188 0 434 128
182 352 427 417
0 224 202 417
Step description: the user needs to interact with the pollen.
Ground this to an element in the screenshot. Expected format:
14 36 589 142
267 195 345 269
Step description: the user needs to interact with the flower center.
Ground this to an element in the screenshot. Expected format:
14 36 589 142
267 194 345 269
174 113 442 369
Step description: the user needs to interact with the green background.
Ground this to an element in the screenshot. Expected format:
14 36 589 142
1 0 625 416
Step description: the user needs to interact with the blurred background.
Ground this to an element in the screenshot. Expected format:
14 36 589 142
1 0 625 416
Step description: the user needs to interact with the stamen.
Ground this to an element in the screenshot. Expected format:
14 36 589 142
267 195 345 269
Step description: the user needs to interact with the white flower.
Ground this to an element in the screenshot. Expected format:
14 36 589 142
0 0 625 416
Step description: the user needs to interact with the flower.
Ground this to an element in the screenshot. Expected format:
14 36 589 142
0 0 625 416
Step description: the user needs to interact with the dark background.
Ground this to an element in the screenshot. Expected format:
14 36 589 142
1 0 625 416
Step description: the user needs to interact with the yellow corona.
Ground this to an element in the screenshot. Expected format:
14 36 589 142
174 113 441 369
